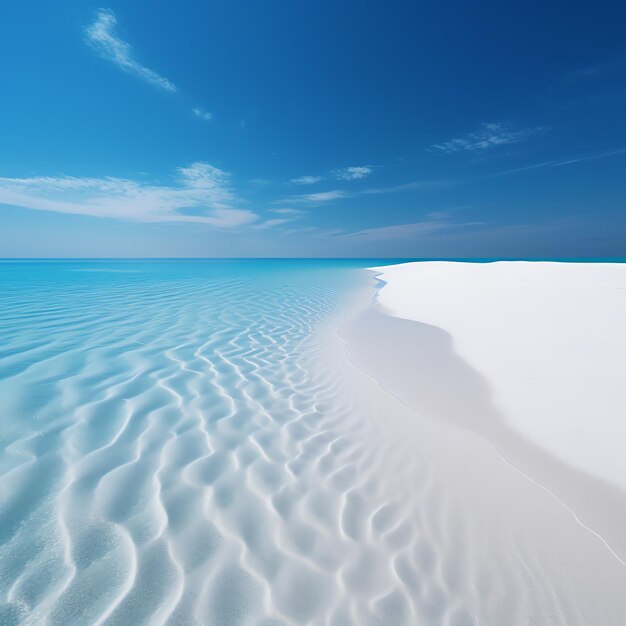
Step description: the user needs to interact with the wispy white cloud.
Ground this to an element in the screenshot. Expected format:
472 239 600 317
249 178 270 185
279 179 444 205
290 175 322 185
431 122 543 154
85 8 176 92
334 165 375 180
490 147 626 177
192 107 212 121
270 208 307 216
341 215 481 241
362 180 447 195
253 218 292 229
341 221 448 240
254 208 308 230
0 162 257 228
289 167 376 187
282 226 345 237
281 190 349 205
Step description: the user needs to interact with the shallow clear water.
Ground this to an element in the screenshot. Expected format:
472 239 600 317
0 260 393 625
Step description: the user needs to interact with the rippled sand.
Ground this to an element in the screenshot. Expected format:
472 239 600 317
1 260 625 625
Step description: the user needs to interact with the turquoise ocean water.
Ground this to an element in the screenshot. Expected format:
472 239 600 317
0 259 396 625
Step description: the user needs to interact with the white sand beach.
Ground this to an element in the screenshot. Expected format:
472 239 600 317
368 261 626 490
335 261 626 623
341 261 626 578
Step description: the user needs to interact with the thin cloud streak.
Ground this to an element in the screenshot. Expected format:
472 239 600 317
340 218 482 241
290 167 375 186
341 221 447 239
85 8 177 92
270 208 308 216
253 218 292 229
0 163 257 228
362 180 448 195
281 190 349 205
290 175 322 185
280 179 446 205
489 147 626 177
432 122 544 154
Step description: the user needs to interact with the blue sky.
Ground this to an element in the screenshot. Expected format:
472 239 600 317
0 0 625 257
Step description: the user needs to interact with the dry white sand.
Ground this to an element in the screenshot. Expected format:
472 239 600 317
369 261 626 491
336 267 626 623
